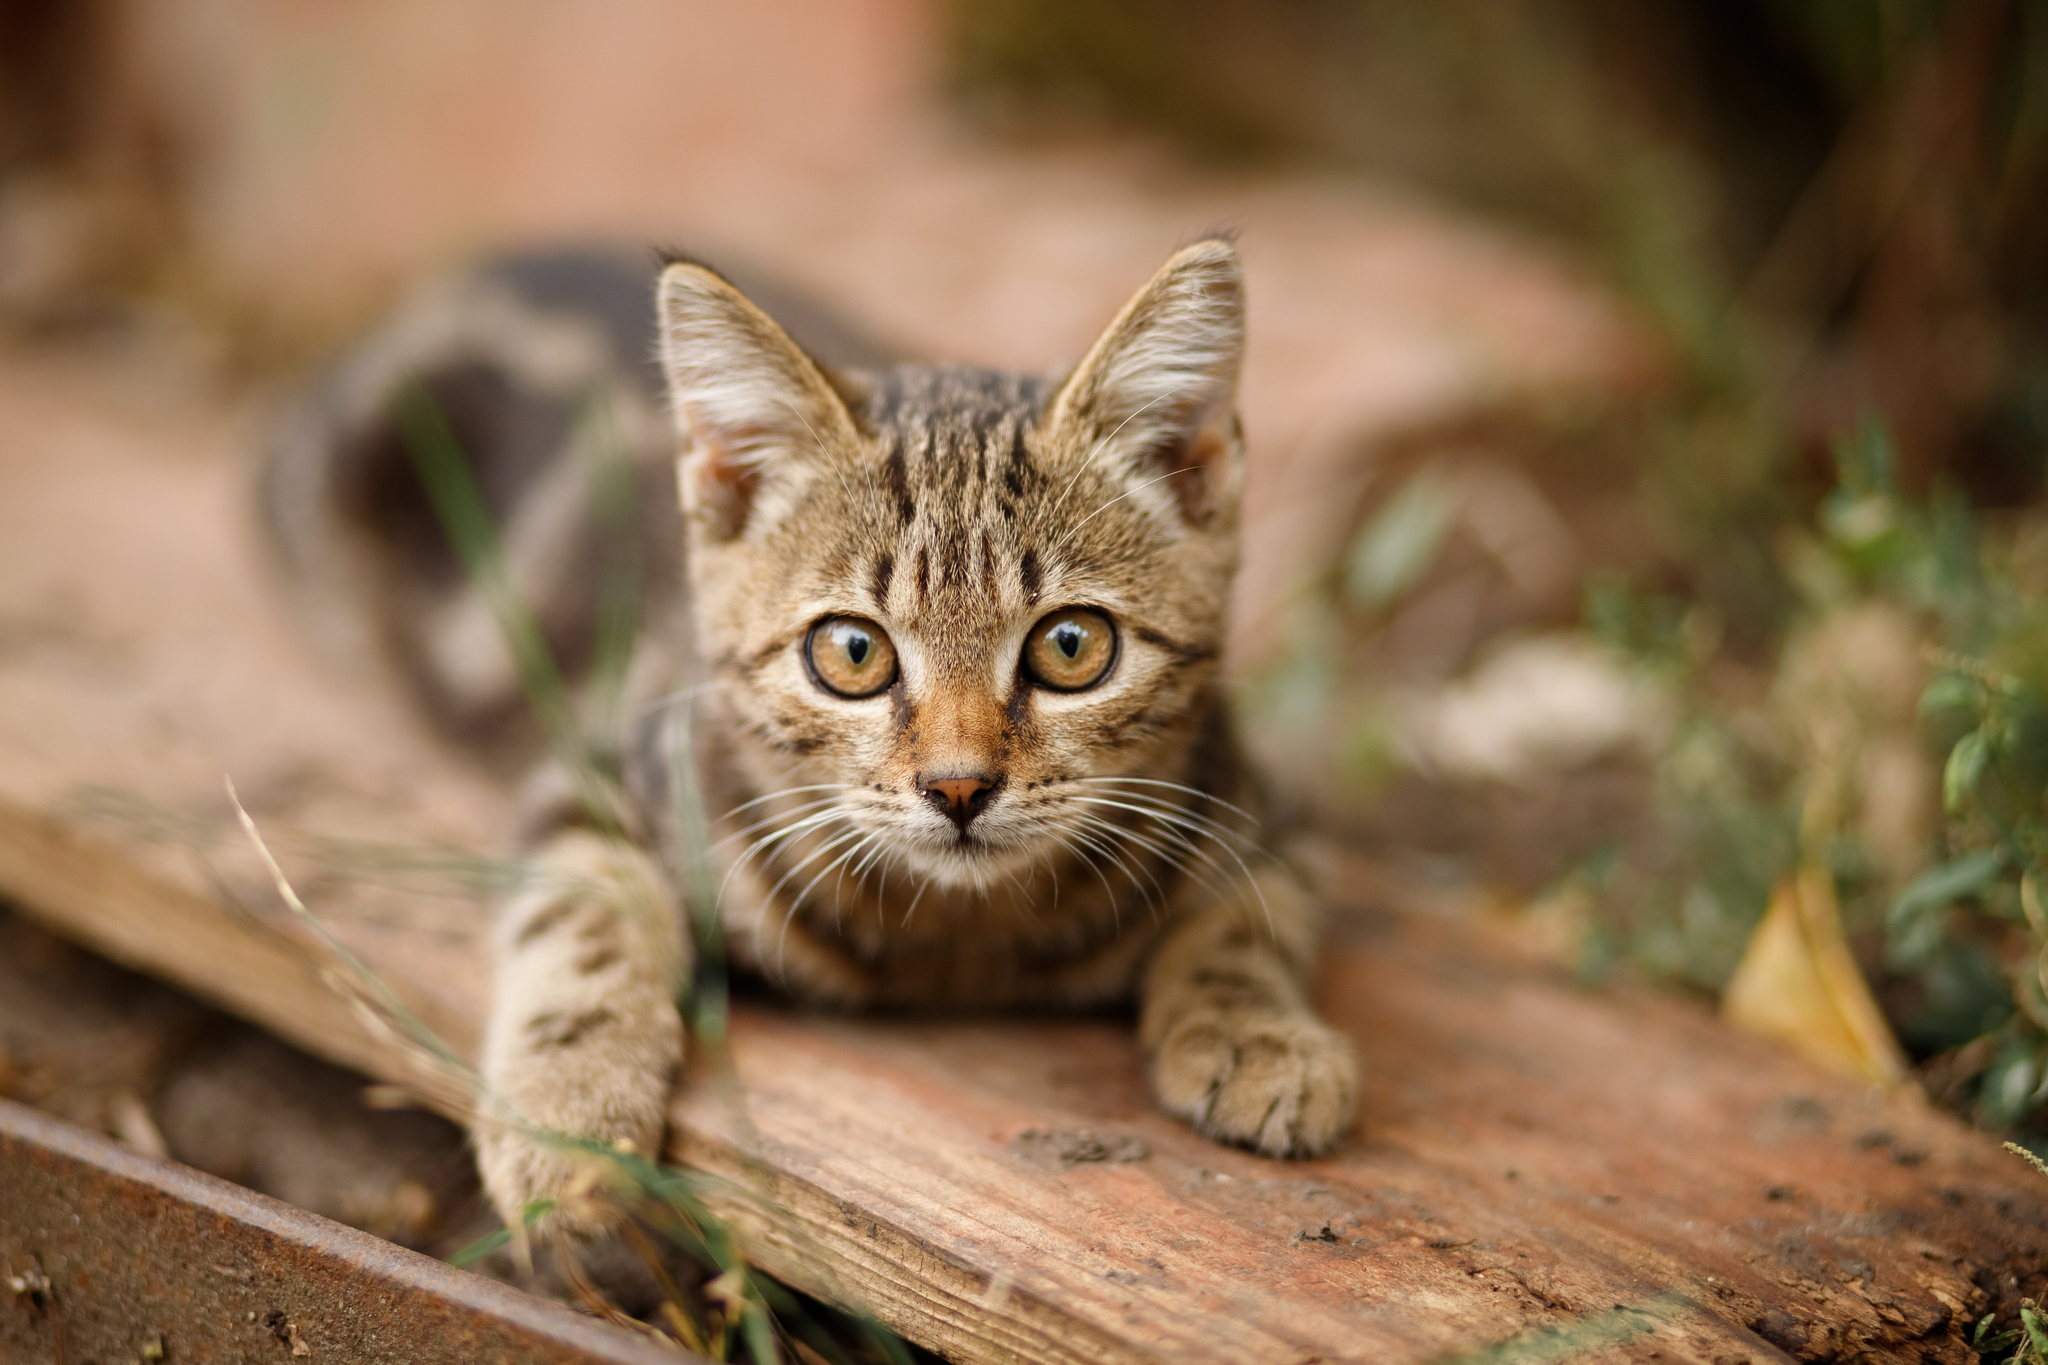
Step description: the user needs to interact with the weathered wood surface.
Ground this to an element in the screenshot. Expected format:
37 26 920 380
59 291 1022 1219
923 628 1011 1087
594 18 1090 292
679 911 2035 1365
1 346 2043 1365
0 349 497 1076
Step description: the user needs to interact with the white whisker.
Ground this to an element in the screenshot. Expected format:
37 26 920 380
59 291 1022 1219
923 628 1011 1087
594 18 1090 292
635 677 732 720
800 831 881 926
1068 783 1270 862
1042 828 1124 929
712 795 848 851
764 826 868 909
765 826 870 975
1061 787 1271 934
1068 797 1238 885
722 783 858 820
1071 807 1218 893
1044 383 1193 530
900 871 932 928
1077 776 1261 829
718 809 851 906
1061 822 1160 915
1069 813 1191 918
1053 466 1189 558
848 834 894 888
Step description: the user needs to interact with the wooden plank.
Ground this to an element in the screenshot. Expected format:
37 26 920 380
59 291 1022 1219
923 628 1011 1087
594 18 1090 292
676 913 2033 1364
1 1098 692 1365
0 347 499 1078
0 345 2043 1364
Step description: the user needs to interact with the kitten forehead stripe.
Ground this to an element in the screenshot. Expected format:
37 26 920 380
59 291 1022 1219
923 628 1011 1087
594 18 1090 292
870 553 894 611
885 435 914 524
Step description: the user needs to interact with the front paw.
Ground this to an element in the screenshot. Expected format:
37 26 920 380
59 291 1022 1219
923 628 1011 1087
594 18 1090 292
1150 1008 1358 1157
474 1117 642 1243
474 1038 678 1241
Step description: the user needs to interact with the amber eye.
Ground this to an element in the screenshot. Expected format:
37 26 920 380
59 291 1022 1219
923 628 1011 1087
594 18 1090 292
805 616 898 698
1023 608 1118 691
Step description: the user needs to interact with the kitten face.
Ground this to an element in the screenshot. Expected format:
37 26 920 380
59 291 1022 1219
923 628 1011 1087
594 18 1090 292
660 242 1245 898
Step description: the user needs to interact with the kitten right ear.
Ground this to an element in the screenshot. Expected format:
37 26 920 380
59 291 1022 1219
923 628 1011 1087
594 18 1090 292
1047 238 1246 527
657 262 857 540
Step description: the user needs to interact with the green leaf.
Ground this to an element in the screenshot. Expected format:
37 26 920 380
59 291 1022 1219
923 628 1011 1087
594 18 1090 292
447 1226 511 1268
1819 490 1902 560
1980 1311 2028 1353
1343 471 1453 613
739 1291 779 1365
2023 1303 2048 1359
1917 673 1982 719
1583 573 1688 663
1833 416 1897 497
1898 939 2013 1051
1921 482 1983 607
2005 702 2048 800
1886 849 2006 969
1982 1041 2048 1130
1943 729 1990 814
1890 849 2008 925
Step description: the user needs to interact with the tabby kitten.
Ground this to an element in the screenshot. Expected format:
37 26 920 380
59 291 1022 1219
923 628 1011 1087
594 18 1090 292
270 240 1357 1237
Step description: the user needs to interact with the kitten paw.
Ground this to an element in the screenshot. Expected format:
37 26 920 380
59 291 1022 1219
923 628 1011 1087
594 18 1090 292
1150 1008 1358 1157
475 1126 629 1242
474 1040 677 1242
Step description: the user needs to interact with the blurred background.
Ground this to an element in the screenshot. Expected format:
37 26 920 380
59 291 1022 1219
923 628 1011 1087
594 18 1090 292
4 0 2047 1209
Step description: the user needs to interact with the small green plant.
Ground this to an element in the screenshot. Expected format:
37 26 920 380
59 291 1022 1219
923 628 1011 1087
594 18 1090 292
1877 464 2048 1136
1971 1301 2041 1364
1590 417 2048 1140
1968 1146 2048 1362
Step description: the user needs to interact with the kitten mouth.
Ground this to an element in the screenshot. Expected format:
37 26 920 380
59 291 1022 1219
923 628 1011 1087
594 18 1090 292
902 821 1039 887
934 828 995 860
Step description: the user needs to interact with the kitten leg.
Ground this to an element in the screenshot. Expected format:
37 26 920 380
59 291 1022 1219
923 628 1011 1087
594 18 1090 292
475 828 687 1238
1140 864 1357 1157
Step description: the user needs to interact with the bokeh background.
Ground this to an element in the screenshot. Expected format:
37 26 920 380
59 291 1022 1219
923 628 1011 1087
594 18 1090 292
5 0 2048 1183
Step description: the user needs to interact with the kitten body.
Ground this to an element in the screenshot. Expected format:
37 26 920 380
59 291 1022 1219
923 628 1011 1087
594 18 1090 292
266 241 1357 1237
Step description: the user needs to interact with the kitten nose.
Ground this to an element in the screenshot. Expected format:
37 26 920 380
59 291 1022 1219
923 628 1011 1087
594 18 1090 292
919 772 997 831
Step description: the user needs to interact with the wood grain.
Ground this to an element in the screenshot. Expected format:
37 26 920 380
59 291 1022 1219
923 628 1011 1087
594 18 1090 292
0 349 498 1072
676 914 2034 1364
1 345 2043 1364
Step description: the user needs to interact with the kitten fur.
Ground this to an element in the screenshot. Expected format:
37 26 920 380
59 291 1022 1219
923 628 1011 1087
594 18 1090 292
265 240 1358 1238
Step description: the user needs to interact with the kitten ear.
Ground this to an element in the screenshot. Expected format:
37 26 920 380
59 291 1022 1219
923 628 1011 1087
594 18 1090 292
658 261 859 540
1047 238 1246 525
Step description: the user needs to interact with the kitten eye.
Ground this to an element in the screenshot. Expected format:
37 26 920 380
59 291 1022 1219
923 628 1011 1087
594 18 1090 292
1023 608 1117 691
805 616 898 698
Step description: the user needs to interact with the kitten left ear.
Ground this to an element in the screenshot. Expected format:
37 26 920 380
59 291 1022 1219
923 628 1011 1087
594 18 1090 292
1047 238 1246 525
657 261 859 541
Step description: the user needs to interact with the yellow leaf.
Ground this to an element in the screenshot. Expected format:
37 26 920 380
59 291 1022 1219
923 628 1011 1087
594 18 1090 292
1723 866 1909 1087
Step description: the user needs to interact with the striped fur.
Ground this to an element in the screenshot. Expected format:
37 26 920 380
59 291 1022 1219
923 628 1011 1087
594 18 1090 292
266 239 1356 1239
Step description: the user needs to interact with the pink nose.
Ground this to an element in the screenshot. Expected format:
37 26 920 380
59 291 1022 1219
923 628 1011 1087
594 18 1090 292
926 776 991 807
919 772 997 831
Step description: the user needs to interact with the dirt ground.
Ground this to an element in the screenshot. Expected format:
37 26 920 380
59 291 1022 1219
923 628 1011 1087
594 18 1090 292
0 905 490 1259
